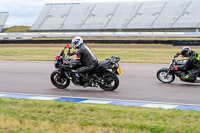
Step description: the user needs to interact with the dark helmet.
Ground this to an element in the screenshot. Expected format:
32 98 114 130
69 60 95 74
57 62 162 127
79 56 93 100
181 46 191 57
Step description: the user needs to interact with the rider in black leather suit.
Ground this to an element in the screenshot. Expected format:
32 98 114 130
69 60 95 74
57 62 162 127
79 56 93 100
175 46 200 82
71 36 98 87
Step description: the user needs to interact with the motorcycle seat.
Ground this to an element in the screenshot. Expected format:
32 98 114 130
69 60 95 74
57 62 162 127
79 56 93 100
94 60 109 71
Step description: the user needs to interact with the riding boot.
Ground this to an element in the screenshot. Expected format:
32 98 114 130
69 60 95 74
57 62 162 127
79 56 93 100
79 74 92 87
179 72 186 81
180 73 196 82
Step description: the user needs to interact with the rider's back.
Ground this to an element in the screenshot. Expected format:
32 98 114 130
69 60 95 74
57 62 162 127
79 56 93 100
76 43 98 66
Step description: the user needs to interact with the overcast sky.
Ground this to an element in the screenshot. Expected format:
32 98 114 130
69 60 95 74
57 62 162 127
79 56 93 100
0 0 188 27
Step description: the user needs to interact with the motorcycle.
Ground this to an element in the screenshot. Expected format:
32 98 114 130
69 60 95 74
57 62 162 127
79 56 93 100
50 44 123 91
157 54 200 83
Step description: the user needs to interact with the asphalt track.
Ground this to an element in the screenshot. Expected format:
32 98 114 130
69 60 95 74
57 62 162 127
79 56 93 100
0 61 200 105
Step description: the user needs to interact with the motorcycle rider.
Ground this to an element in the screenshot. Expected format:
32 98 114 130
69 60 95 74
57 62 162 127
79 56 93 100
174 46 200 82
70 36 98 87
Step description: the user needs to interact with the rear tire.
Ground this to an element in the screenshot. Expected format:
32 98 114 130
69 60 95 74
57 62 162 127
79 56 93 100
157 69 175 83
99 72 119 91
50 71 70 89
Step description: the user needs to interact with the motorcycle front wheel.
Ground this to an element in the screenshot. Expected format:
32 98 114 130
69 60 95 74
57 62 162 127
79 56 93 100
157 69 175 83
99 72 119 91
50 71 70 89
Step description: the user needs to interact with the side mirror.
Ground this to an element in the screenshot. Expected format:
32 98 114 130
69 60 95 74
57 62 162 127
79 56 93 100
65 44 69 48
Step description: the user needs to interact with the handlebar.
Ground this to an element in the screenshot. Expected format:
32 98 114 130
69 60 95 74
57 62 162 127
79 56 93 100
67 47 72 56
173 55 179 58
111 56 120 63
173 52 182 58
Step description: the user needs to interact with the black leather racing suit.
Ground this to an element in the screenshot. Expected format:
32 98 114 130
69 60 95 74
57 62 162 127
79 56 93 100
178 50 200 82
74 43 98 74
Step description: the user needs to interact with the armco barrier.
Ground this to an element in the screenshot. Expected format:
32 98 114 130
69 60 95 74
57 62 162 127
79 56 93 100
0 39 172 44
1 39 200 45
173 41 200 46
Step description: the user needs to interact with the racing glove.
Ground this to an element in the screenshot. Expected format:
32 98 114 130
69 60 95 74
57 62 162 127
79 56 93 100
176 52 181 55
69 51 76 56
172 65 179 70
174 52 181 58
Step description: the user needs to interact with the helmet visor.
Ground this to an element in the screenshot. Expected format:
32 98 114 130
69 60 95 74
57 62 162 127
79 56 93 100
181 51 189 57
72 40 77 49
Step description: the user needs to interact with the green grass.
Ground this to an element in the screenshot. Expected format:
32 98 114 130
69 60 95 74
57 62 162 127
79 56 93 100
89 43 171 46
2 26 31 33
0 97 199 133
0 46 192 63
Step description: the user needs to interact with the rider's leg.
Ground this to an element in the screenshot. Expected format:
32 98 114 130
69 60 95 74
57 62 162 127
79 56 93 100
183 69 200 82
75 66 94 87
179 72 186 81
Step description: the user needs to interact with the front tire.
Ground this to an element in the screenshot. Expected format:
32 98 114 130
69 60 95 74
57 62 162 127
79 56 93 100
50 70 70 89
99 72 119 91
157 69 175 83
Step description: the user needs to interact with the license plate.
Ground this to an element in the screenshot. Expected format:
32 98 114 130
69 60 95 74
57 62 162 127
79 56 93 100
117 67 123 75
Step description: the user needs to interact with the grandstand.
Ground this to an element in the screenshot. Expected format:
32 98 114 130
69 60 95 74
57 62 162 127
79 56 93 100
30 1 200 32
0 12 8 32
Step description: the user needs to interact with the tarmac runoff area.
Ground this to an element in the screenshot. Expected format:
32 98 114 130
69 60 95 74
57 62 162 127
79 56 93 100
0 61 200 111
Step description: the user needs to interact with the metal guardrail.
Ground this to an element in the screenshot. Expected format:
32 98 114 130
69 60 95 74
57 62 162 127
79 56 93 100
1 39 200 45
1 32 200 45
173 41 200 46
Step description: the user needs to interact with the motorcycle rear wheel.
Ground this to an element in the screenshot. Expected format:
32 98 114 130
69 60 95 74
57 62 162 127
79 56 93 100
99 72 119 91
157 69 175 83
50 71 70 89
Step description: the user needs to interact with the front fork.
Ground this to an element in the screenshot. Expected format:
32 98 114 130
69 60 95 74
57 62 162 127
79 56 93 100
165 63 176 79
56 69 71 80
164 70 171 79
163 64 173 79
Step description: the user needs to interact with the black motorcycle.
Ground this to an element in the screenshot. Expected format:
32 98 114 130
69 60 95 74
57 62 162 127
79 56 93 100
50 44 123 91
157 55 200 83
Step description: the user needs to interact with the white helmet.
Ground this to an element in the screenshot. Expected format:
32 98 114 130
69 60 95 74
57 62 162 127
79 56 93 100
71 36 83 49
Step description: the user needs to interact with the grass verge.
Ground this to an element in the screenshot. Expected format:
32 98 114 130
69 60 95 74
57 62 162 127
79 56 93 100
2 26 30 33
0 46 196 64
0 97 200 133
